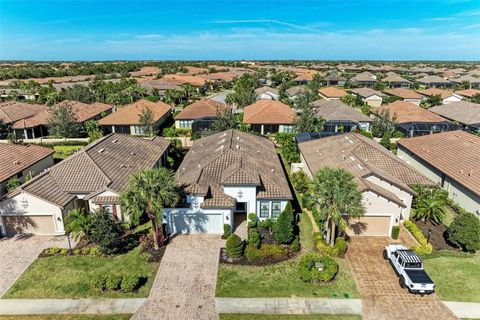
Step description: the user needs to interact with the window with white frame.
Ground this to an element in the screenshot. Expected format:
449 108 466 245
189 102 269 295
259 201 270 218
283 125 294 133
272 201 282 218
179 120 192 128
134 126 144 135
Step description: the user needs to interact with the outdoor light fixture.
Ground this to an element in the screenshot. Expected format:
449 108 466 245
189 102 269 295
57 217 62 222
237 190 243 199
20 198 28 209
315 262 324 272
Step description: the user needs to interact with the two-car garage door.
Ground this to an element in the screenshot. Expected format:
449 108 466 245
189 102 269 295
3 215 55 235
170 213 223 234
345 216 391 237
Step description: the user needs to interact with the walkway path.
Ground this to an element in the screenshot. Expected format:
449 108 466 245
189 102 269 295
131 234 222 320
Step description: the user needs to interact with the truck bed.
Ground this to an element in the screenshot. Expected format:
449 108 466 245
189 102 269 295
405 269 434 284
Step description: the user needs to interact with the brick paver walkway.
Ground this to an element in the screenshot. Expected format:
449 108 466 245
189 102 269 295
347 237 458 320
132 234 222 320
0 235 69 297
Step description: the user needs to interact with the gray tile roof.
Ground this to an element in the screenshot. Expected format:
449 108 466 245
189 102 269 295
429 101 480 126
312 100 372 123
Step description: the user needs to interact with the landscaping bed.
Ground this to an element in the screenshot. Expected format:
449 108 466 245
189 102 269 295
413 220 460 251
220 315 361 320
219 245 297 266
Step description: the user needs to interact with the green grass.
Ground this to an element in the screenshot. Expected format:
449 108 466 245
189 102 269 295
422 250 480 302
53 145 84 159
220 315 361 320
0 316 131 320
4 246 158 299
216 212 359 299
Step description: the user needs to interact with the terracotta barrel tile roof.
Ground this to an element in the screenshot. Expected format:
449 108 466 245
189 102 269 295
384 88 423 100
243 100 294 124
99 99 172 126
318 87 348 98
373 101 447 123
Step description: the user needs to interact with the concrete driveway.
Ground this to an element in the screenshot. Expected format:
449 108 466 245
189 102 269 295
0 235 69 297
347 237 457 320
132 234 222 320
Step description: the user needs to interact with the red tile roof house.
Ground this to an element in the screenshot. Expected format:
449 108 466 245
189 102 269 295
417 88 464 105
0 101 47 139
99 99 172 135
383 88 423 106
318 87 348 100
174 98 230 129
0 144 54 197
298 133 433 237
243 100 294 135
0 134 170 236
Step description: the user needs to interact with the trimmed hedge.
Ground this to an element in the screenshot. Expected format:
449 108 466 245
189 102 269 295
245 244 262 262
223 224 231 238
226 234 244 258
313 233 348 257
248 228 261 248
391 226 400 240
448 211 480 252
298 253 338 283
403 220 432 254
290 236 300 252
91 273 142 292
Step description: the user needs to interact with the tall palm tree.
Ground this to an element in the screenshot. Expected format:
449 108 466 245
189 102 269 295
120 168 179 250
310 167 365 245
65 208 93 242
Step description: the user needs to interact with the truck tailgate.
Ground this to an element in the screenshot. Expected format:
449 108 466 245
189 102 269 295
405 269 434 284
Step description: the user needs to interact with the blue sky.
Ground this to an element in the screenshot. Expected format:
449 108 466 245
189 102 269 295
1 0 479 61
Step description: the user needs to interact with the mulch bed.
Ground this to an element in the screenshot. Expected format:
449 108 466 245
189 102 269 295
219 247 297 266
413 220 460 251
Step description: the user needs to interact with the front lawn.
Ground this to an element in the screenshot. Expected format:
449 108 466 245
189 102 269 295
0 316 131 320
220 314 361 320
422 250 480 302
216 212 359 298
4 246 158 299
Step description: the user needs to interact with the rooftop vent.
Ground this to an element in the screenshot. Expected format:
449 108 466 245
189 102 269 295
130 152 136 155
235 144 240 149
271 169 276 173
13 160 20 165
256 150 260 154
120 164 126 168
112 139 118 144
98 148 105 153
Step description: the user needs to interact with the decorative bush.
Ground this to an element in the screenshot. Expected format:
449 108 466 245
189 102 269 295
314 234 347 257
290 236 300 252
248 213 257 222
448 212 480 252
47 247 61 255
248 228 261 248
298 253 338 283
260 244 288 259
248 221 257 229
291 170 310 194
391 226 400 239
89 247 101 256
274 209 294 244
82 247 91 255
59 249 69 255
245 244 262 262
403 220 432 254
120 274 141 292
258 218 275 230
91 274 107 291
223 224 231 238
89 211 121 254
334 237 347 257
105 274 122 291
73 249 81 255
226 234 244 258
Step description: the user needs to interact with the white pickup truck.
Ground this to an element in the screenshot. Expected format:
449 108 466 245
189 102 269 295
383 244 435 295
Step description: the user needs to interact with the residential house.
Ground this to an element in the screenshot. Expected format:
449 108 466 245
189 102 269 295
163 129 293 234
455 89 480 100
297 133 433 237
255 86 279 100
384 88 423 106
0 144 54 196
429 101 480 133
285 86 306 100
397 130 480 215
318 87 348 100
174 98 230 129
349 88 386 107
139 79 182 96
243 100 294 135
324 74 346 86
312 99 372 132
417 88 463 105
450 75 480 89
372 101 457 137
0 101 46 137
351 71 377 87
0 134 170 236
417 75 452 88
382 72 412 88
99 99 172 135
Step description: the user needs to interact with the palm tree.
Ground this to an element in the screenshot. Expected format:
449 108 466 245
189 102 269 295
65 208 93 242
414 192 446 224
310 167 365 245
120 168 179 250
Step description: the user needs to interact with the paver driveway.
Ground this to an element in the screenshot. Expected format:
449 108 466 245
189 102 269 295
0 235 69 297
132 234 222 320
347 237 457 320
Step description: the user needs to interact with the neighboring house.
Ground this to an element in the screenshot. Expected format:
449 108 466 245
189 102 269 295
0 88 38 100
163 129 293 234
0 134 170 236
297 133 433 237
0 144 54 196
382 72 412 88
324 74 346 86
429 101 480 133
285 86 306 100
417 76 452 88
312 99 372 132
243 100 294 134
255 86 279 100
455 89 480 100
0 101 46 136
99 99 172 135
372 101 457 137
417 88 463 105
318 87 348 100
174 98 230 129
351 71 377 87
397 130 480 215
139 79 182 96
450 75 480 89
384 88 424 106
349 88 386 107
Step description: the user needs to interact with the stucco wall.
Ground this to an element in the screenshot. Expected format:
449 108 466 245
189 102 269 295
223 185 257 214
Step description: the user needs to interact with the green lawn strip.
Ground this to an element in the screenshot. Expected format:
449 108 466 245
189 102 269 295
53 145 84 160
3 246 158 299
220 314 361 320
421 250 480 302
0 316 131 320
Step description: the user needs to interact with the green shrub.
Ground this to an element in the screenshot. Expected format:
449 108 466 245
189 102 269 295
248 221 257 229
47 247 61 255
59 249 69 255
120 274 141 292
245 244 262 262
258 218 275 230
223 224 231 238
226 234 244 258
91 274 107 291
82 247 91 255
73 249 81 255
248 213 257 222
274 209 294 244
391 226 400 239
89 247 101 255
403 220 432 254
291 170 309 194
260 244 288 259
298 253 338 283
248 228 261 248
290 236 300 252
448 212 480 252
334 237 347 256
105 274 122 291
89 211 120 254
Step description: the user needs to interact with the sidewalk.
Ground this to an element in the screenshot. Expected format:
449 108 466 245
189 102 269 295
0 298 145 315
443 301 480 319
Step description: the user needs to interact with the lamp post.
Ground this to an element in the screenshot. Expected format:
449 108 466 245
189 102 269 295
427 227 432 244
66 232 72 253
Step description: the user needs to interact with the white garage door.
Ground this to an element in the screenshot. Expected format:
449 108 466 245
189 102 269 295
170 213 223 234
345 216 391 236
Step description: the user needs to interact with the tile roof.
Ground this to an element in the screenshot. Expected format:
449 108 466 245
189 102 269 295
255 86 279 96
450 75 480 85
0 102 46 124
417 88 457 99
243 100 294 124
383 72 411 84
352 71 377 82
298 133 434 205
286 86 306 97
11 110 50 129
319 87 348 98
417 76 451 85
384 88 423 100
98 99 171 126
53 100 113 123
0 144 54 182
455 89 480 98
373 101 447 123
5 134 170 207
312 100 372 123
398 130 480 197
175 98 230 120
177 130 292 208
162 74 208 86
349 88 386 98
429 101 480 126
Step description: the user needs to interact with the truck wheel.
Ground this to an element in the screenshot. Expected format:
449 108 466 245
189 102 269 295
399 276 406 289
383 249 388 260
